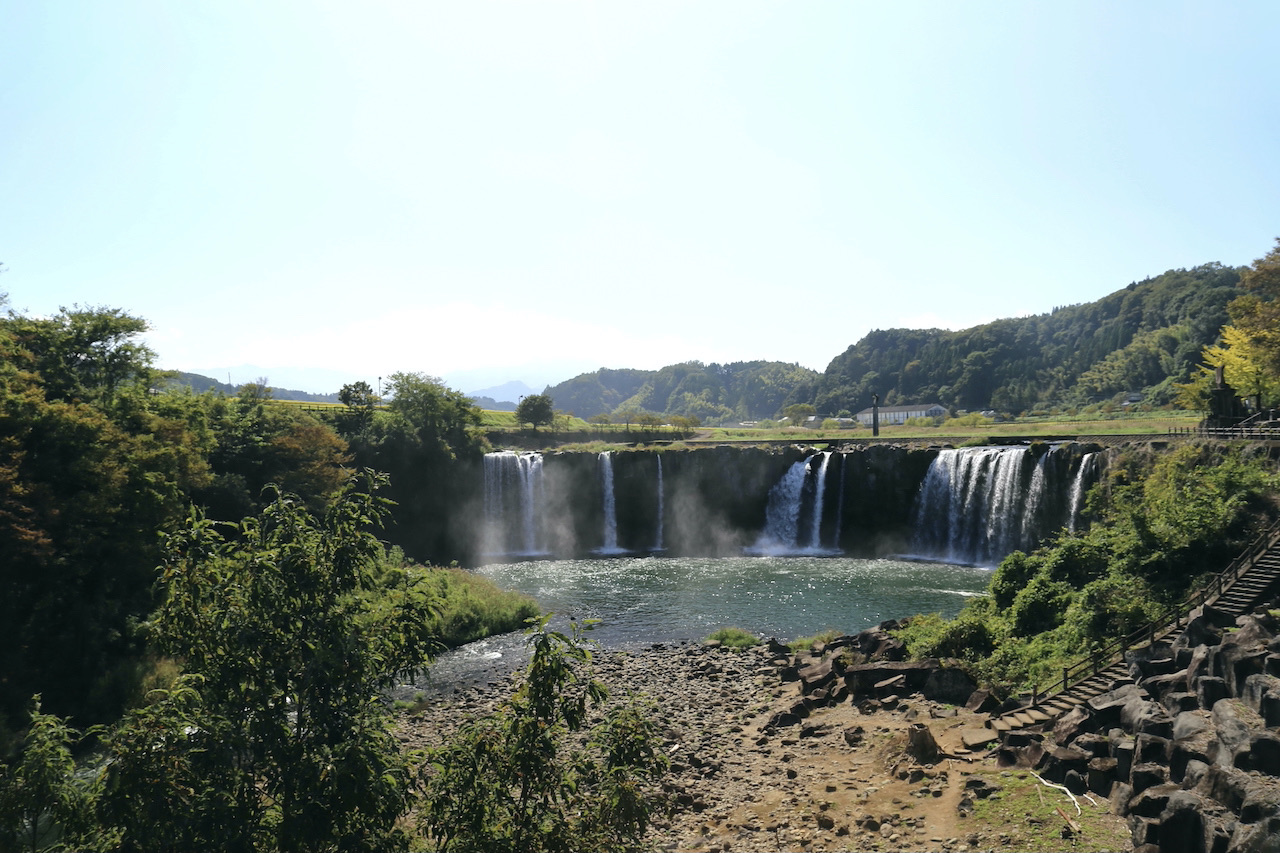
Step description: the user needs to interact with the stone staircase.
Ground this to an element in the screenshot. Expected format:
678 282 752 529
988 521 1280 736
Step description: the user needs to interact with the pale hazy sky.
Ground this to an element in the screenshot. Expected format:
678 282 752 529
4 2 1278 393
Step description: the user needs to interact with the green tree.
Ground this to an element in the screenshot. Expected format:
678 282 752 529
3 306 154 407
420 619 667 853
514 394 555 431
782 403 816 424
0 316 209 726
100 474 439 852
0 698 98 852
337 381 379 435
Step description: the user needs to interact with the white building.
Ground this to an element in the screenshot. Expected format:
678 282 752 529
855 403 947 426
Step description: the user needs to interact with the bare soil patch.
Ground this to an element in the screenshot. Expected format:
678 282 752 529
398 642 1130 852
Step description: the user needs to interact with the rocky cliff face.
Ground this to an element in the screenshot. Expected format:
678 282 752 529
464 444 947 562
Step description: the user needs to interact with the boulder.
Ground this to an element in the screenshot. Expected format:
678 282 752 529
1112 735 1136 781
1053 705 1094 743
1170 711 1216 784
1211 699 1260 768
1130 763 1169 796
922 665 977 705
1174 609 1229 651
1218 617 1274 697
797 658 836 694
1136 733 1171 764
842 661 937 697
1087 756 1119 795
1195 763 1253 813
1241 674 1280 726
1128 782 1181 818
1163 691 1201 714
1197 676 1231 710
1237 779 1280 824
1040 744 1090 784
1123 696 1174 738
1155 790 1208 853
1072 732 1112 757
1087 682 1145 728
1142 670 1191 701
1236 731 1280 776
1186 644 1218 687
964 687 1000 714
1228 817 1280 853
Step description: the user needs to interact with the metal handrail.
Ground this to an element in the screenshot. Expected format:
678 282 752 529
1027 517 1280 705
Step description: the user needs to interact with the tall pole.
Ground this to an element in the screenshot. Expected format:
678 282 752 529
872 394 880 437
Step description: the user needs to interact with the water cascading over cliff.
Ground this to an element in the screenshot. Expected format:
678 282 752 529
910 445 1101 565
482 451 547 556
596 451 625 554
751 451 839 555
653 455 665 552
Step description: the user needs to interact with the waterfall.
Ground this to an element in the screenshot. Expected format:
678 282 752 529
653 455 665 551
808 451 831 548
1018 452 1049 546
755 459 807 553
912 446 1035 565
482 451 546 555
1068 452 1100 531
833 454 846 552
597 451 622 554
912 444 1095 565
751 451 837 555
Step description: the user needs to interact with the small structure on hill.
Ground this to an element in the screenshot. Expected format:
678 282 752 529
855 403 946 427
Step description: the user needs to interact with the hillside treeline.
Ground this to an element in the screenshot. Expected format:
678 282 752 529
816 263 1240 414
546 263 1243 422
0 303 500 733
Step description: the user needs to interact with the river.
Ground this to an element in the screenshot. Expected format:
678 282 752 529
414 555 990 696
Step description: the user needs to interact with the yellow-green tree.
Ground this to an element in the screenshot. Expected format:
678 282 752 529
1230 238 1280 378
1201 325 1279 408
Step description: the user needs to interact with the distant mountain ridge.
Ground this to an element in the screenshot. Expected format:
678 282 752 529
546 362 820 422
165 372 341 403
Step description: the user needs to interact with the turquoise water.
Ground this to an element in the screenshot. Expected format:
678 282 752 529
475 555 991 646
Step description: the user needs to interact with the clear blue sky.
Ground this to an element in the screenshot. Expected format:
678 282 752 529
4 1 1278 394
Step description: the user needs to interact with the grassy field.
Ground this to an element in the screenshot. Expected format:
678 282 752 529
276 399 1204 446
694 411 1203 443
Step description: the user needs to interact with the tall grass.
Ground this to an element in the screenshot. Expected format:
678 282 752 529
420 567 541 649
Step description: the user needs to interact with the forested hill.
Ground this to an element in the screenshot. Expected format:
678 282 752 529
546 264 1241 421
546 361 820 422
816 263 1241 414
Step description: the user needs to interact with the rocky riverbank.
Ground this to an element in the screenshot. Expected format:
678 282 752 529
397 624 1130 852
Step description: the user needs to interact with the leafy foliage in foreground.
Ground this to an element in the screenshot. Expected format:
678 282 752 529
0 698 98 852
0 495 665 852
421 619 668 853
97 474 437 852
900 444 1280 692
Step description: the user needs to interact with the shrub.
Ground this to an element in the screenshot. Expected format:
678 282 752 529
420 619 668 852
706 627 759 649
788 629 841 650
